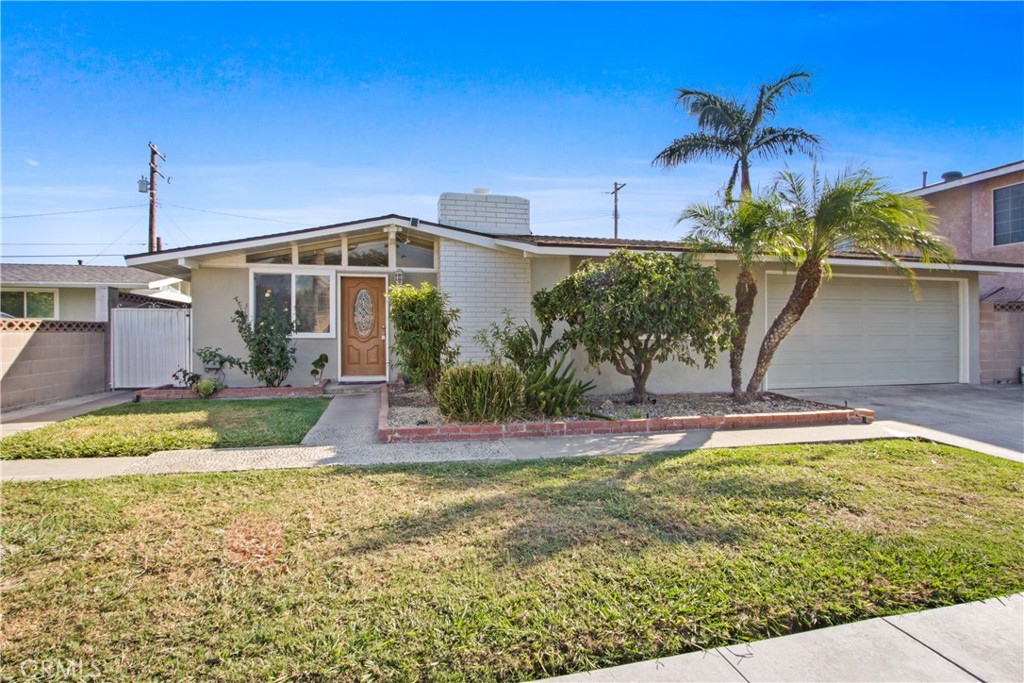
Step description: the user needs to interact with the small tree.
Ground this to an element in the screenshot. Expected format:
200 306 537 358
388 282 461 394
534 249 734 403
228 297 298 387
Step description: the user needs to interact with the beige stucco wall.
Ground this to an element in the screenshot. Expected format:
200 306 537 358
58 287 97 321
191 267 339 387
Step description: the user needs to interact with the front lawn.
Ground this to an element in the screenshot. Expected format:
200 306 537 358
2 440 1021 681
0 398 329 459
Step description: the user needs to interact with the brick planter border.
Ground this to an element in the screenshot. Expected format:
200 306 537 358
136 382 326 402
377 384 875 443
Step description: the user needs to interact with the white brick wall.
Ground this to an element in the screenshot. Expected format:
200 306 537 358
437 192 530 235
438 239 532 361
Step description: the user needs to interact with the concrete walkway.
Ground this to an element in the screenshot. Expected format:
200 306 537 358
544 593 1024 682
3 389 1021 482
0 390 135 437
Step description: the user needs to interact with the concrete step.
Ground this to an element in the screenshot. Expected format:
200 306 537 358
323 381 385 396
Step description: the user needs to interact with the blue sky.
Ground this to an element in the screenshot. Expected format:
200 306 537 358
2 1 1022 265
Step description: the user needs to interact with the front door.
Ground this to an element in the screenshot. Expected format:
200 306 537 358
341 277 387 377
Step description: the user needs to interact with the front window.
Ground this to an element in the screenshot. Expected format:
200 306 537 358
1 290 56 318
397 234 435 268
994 183 1024 245
252 272 333 336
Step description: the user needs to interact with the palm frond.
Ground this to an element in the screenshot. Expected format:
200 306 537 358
750 127 822 160
652 133 736 169
752 69 813 124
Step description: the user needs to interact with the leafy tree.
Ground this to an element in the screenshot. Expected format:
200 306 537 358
680 196 792 398
745 168 955 394
388 283 461 394
653 69 820 200
534 249 734 403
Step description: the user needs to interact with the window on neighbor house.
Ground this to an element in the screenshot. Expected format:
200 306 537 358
1 290 56 318
252 272 332 336
994 183 1024 245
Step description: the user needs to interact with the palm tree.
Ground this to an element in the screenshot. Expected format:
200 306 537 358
744 168 956 394
680 196 792 397
653 70 821 200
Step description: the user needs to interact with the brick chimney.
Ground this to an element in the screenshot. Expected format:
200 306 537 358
437 189 531 236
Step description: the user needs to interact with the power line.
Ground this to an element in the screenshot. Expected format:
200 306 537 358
1 204 148 220
165 204 307 226
3 242 147 246
158 204 193 243
86 213 146 265
1 254 135 258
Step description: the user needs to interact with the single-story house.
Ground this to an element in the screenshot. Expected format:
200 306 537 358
124 190 1022 393
0 264 191 321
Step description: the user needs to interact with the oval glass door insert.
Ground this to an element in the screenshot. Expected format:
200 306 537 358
353 289 374 337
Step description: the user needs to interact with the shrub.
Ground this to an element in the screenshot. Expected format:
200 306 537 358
310 353 329 384
172 367 201 389
193 379 225 399
524 353 594 418
435 363 525 423
474 310 564 375
227 297 298 387
388 283 461 394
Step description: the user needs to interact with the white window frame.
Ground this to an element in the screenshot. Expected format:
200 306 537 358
249 268 336 339
0 288 60 319
992 181 1024 247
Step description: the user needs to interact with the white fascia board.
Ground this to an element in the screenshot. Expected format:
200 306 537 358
827 257 1022 274
125 218 501 268
0 281 153 289
908 161 1024 197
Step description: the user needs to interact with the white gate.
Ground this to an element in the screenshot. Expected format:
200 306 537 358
111 308 192 388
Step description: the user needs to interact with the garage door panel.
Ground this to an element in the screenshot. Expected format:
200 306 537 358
765 275 959 389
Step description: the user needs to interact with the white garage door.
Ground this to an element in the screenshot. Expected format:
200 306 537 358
765 275 960 389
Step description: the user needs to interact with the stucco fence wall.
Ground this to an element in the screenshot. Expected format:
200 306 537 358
980 302 1024 383
1 320 108 411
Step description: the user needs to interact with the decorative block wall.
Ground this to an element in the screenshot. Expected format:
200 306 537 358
1 322 108 410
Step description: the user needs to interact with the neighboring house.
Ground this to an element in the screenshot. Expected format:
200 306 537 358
125 190 1022 393
0 264 191 321
908 161 1024 383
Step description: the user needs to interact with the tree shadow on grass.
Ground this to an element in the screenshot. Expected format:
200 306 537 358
339 452 831 567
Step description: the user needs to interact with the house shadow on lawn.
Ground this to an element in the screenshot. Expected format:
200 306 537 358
337 451 832 568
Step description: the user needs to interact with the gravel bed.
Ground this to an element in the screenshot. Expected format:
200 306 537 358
387 385 833 427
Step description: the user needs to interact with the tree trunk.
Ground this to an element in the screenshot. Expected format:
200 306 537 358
731 267 757 399
740 159 751 197
745 259 824 395
629 362 653 404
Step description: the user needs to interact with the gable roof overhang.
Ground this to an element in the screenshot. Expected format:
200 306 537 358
907 160 1024 198
124 214 508 279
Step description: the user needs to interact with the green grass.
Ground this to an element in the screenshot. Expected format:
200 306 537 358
0 398 329 459
1 440 1022 681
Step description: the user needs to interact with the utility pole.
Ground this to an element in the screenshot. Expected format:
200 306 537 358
145 142 166 253
605 182 627 239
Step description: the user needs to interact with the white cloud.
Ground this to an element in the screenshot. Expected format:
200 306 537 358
25 158 40 167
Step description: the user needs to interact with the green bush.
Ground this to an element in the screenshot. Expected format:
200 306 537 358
474 310 564 375
524 353 594 418
388 283 461 394
227 297 298 387
435 363 525 423
193 379 225 399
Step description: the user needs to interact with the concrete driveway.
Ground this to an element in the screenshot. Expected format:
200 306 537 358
781 384 1024 460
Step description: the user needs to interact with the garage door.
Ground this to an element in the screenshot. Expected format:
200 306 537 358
765 275 960 389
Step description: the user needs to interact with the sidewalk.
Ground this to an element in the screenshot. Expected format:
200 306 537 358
543 593 1024 682
2 390 1020 482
